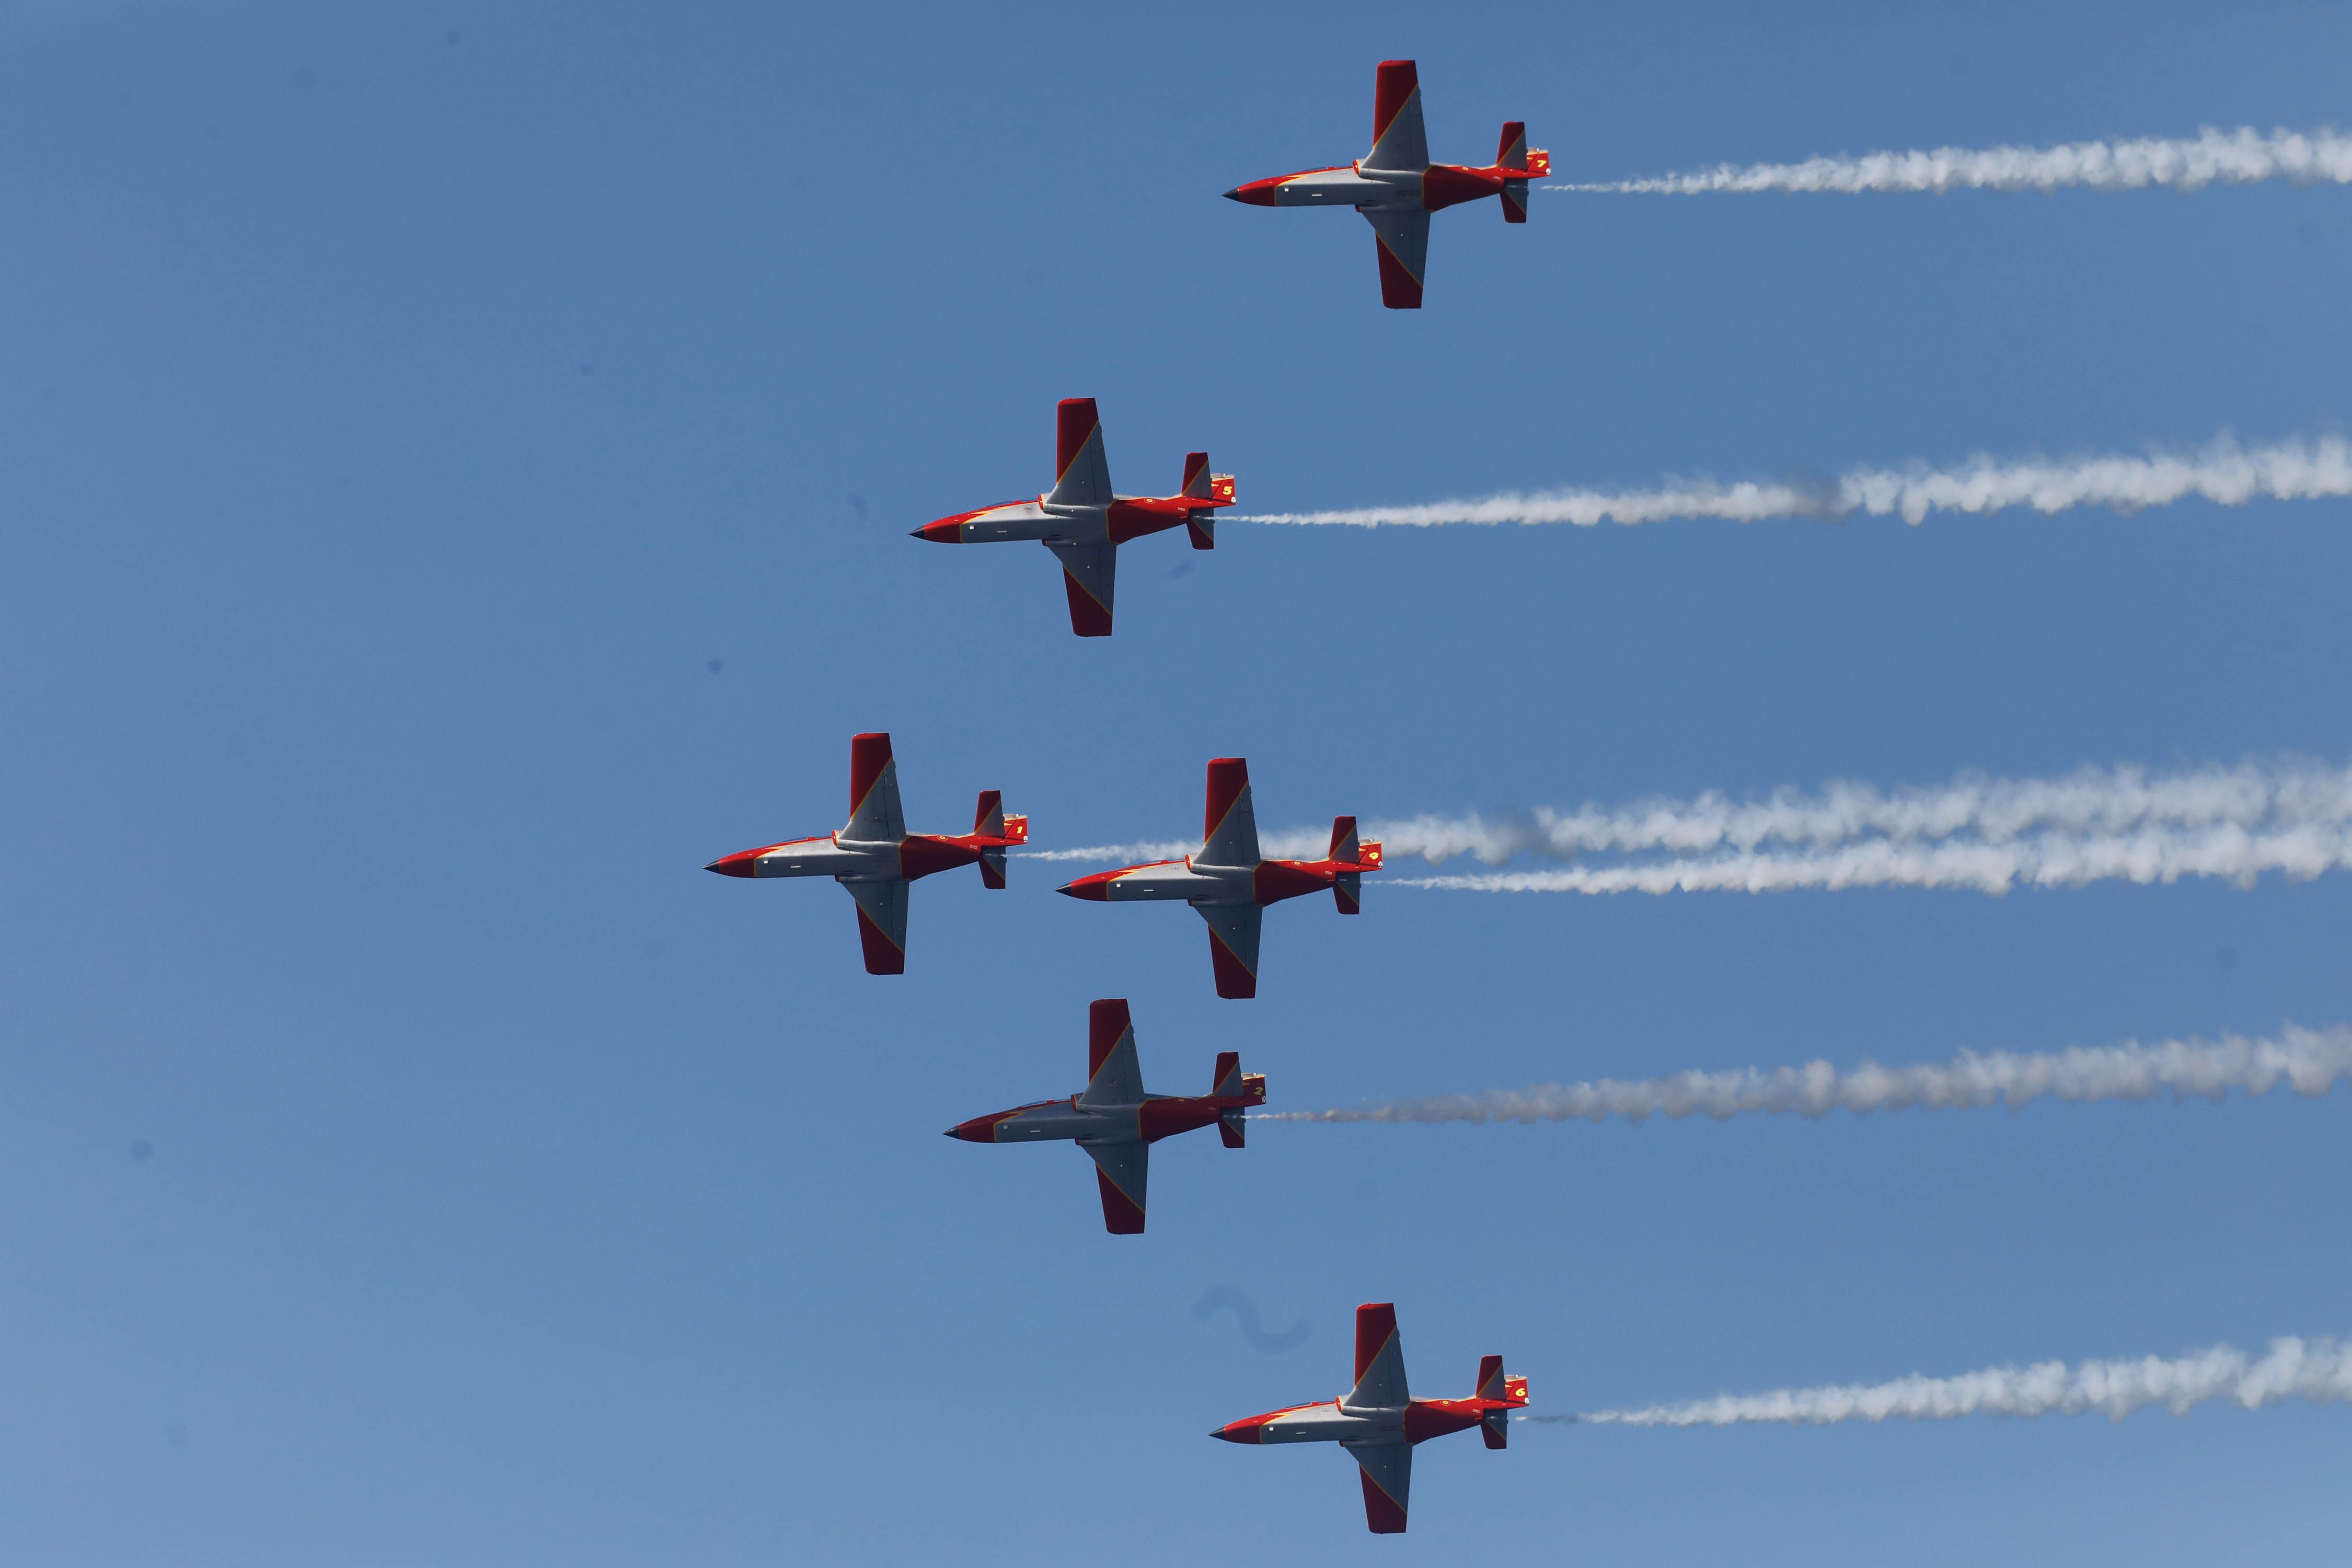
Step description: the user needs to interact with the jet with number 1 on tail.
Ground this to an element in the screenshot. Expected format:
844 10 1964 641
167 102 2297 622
704 733 1025 975
1056 757 1381 999
1212 1302 1529 1534
910 398 1235 637
1224 60 1550 308
947 999 1265 1234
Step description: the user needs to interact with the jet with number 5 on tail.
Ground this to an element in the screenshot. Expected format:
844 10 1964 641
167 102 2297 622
704 732 1025 975
947 998 1265 1234
1224 60 1550 308
910 398 1235 637
1212 1302 1529 1534
1056 757 1380 999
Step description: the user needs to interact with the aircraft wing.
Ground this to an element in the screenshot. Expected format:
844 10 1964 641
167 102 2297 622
1343 1438 1411 1535
1363 207 1429 310
1078 998 1146 1108
1362 60 1428 171
1046 397 1114 508
844 732 906 841
1081 1139 1148 1233
844 878 908 975
1045 541 1116 638
1196 902 1263 999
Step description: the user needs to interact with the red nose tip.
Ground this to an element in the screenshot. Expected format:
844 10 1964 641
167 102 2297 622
946 1119 997 1143
1209 1421 1260 1444
910 518 965 543
705 850 761 878
1223 180 1281 207
1056 874 1113 902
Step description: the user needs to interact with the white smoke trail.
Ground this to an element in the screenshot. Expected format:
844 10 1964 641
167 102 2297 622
1255 1024 2352 1127
1392 821 2352 896
1542 1336 2352 1427
1236 432 2352 529
1551 125 2352 195
1023 759 2352 890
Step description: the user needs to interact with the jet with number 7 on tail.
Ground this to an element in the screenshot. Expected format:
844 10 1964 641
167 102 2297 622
910 398 1235 637
1056 757 1381 999
703 732 1025 975
1212 1302 1529 1534
947 999 1265 1234
1224 60 1550 308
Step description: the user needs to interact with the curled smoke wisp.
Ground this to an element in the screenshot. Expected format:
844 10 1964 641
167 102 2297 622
1254 1024 2352 1127
1538 1336 2352 1427
1235 432 2352 528
1193 1287 1312 1354
1550 125 2352 195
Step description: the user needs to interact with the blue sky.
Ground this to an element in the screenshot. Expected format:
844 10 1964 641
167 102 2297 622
3 2 2349 1562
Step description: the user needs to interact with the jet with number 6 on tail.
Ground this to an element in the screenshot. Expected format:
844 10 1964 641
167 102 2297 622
1212 1302 1529 1534
910 398 1235 637
1224 60 1550 308
1056 757 1381 999
704 732 1025 975
947 999 1265 1235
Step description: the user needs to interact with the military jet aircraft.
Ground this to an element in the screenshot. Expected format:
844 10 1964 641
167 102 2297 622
910 398 1234 637
1056 757 1380 999
704 732 1025 975
1212 1302 1529 1534
947 998 1265 1234
1224 60 1550 308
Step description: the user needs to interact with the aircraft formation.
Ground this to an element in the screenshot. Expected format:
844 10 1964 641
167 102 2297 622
714 62 1547 1534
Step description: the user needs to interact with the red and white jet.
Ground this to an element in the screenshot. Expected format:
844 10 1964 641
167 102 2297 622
946 999 1265 1234
1056 757 1381 999
1224 60 1550 309
704 732 1025 975
910 398 1235 637
1212 1302 1529 1535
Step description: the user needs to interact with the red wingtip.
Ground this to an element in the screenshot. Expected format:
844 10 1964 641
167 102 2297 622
1204 758 1249 842
1359 1470 1409 1535
1062 568 1114 637
1097 1169 1146 1235
1088 1000 1133 1079
856 903 906 975
1375 236 1424 309
1055 398 1099 483
1208 927 1258 999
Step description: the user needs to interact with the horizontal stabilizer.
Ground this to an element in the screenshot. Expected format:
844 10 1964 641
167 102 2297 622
979 847 1006 890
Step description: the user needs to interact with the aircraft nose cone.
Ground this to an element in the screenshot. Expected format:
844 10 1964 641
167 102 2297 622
1056 875 1111 902
910 518 964 543
1208 1422 1256 1444
705 850 760 878
1224 179 1281 207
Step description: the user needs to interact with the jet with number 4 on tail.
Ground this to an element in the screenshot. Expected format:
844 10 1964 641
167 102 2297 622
1056 757 1381 999
947 999 1265 1234
910 398 1235 637
1224 60 1550 308
704 732 1025 975
1212 1302 1529 1534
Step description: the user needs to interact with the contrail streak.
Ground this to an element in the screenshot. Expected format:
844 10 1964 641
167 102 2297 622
1254 1024 2352 1126
1392 822 2352 895
1235 432 2352 528
1537 1336 2352 1427
1550 125 2352 195
1023 759 2352 892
